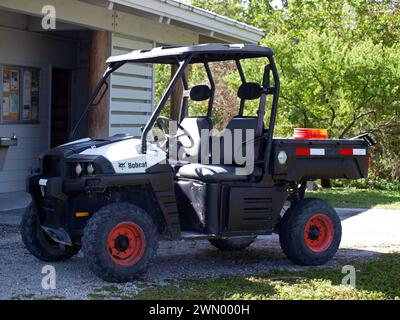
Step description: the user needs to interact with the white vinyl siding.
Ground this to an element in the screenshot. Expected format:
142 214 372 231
109 34 154 137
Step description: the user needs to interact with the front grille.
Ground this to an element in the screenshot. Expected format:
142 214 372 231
42 156 61 177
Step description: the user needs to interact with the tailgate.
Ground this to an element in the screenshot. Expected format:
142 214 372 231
271 138 370 181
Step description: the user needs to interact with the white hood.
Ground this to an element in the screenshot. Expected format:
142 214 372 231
80 138 166 173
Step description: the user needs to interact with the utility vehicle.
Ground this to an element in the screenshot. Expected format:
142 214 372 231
22 44 375 282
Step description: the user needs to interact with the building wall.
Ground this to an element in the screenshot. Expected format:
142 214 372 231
0 27 80 192
109 34 154 137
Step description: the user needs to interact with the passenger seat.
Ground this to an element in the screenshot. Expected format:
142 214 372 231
175 85 213 164
178 82 265 182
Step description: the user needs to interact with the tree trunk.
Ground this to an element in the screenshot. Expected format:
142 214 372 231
87 31 110 138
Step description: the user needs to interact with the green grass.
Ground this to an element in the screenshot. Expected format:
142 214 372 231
306 188 400 209
88 293 110 300
93 285 123 294
136 253 400 300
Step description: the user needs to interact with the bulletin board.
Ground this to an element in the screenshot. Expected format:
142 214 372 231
1 65 40 122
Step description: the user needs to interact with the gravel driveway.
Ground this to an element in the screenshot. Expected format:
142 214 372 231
0 207 399 300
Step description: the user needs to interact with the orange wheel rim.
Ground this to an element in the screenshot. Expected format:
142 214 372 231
304 214 334 252
107 222 145 266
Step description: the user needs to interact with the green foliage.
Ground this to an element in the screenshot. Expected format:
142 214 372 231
307 187 400 209
154 64 171 117
332 178 400 192
189 0 253 22
261 33 400 139
233 0 400 47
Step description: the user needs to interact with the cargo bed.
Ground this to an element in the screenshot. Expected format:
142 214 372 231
271 138 370 182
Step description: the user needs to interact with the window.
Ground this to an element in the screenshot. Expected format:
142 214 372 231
0 65 40 123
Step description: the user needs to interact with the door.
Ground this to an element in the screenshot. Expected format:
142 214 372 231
51 68 71 148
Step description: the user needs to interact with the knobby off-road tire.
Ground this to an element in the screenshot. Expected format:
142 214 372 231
20 202 81 262
279 198 341 266
82 202 158 283
208 236 257 251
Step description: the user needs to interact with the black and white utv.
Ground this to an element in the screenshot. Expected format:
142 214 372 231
22 44 374 282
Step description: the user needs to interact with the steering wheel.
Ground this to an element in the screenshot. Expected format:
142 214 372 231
155 116 195 150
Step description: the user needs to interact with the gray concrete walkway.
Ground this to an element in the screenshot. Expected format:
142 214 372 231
0 191 30 225
0 191 31 211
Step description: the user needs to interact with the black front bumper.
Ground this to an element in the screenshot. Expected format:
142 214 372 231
27 172 155 200
27 174 110 200
27 175 108 245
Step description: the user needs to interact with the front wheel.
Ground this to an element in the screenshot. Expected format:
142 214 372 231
279 198 341 266
20 202 81 262
82 203 158 283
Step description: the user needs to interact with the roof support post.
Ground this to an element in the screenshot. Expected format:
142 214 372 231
170 64 188 121
87 30 111 139
204 62 214 118
236 59 246 116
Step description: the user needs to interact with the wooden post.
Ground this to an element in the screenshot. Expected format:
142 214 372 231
87 31 110 138
170 64 183 121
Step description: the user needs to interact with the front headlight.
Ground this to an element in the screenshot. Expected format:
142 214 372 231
74 163 83 176
86 163 95 175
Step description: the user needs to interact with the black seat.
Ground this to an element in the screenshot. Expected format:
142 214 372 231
174 85 213 164
178 117 212 163
211 82 265 165
178 82 266 182
215 116 261 165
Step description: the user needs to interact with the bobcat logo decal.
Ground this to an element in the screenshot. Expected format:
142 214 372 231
118 162 126 169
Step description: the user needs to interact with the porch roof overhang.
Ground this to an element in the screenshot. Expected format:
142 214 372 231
82 0 265 44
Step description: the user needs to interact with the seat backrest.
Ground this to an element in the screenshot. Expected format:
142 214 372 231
214 117 263 165
237 82 264 138
177 85 213 163
211 82 265 165
178 117 212 163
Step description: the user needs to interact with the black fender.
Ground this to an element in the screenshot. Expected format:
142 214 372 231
26 164 181 239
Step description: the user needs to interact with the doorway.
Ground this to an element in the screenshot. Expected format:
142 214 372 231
51 68 71 148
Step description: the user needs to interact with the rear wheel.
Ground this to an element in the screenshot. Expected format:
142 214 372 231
208 236 256 251
82 202 158 283
20 202 80 262
279 198 341 266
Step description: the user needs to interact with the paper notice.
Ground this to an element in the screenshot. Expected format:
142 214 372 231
23 70 32 105
3 71 10 93
2 96 10 115
10 93 19 113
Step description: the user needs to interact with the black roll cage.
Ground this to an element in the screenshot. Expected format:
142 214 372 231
83 53 280 174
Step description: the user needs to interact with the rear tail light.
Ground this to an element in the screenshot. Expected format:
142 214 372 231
294 128 328 140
